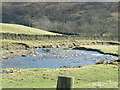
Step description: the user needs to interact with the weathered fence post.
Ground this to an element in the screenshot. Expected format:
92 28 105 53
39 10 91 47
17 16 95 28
56 75 74 90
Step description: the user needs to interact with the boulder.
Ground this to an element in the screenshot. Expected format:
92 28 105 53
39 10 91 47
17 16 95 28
21 54 27 57
96 60 104 64
107 61 118 65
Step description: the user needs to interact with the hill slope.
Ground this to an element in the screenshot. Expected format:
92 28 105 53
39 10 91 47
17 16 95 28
2 2 118 35
0 23 61 35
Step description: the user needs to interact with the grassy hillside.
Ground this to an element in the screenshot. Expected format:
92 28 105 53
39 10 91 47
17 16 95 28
0 23 61 35
2 2 118 35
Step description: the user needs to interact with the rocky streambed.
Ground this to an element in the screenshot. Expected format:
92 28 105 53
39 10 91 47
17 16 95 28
2 47 118 68
0 49 39 60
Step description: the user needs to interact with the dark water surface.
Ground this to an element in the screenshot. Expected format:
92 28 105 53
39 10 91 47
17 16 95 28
2 48 117 68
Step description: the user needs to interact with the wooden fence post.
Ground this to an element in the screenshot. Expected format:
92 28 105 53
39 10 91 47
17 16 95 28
56 75 74 90
33 88 35 90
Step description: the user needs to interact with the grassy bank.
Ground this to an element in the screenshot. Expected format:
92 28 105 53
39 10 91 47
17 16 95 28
1 65 118 88
1 40 40 60
74 45 119 56
80 45 118 55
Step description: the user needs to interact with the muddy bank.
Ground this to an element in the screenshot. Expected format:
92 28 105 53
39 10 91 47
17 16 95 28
31 41 120 49
1 50 39 60
11 41 120 49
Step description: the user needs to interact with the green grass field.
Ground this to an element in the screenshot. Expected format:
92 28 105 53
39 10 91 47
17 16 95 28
0 23 61 35
2 65 118 88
